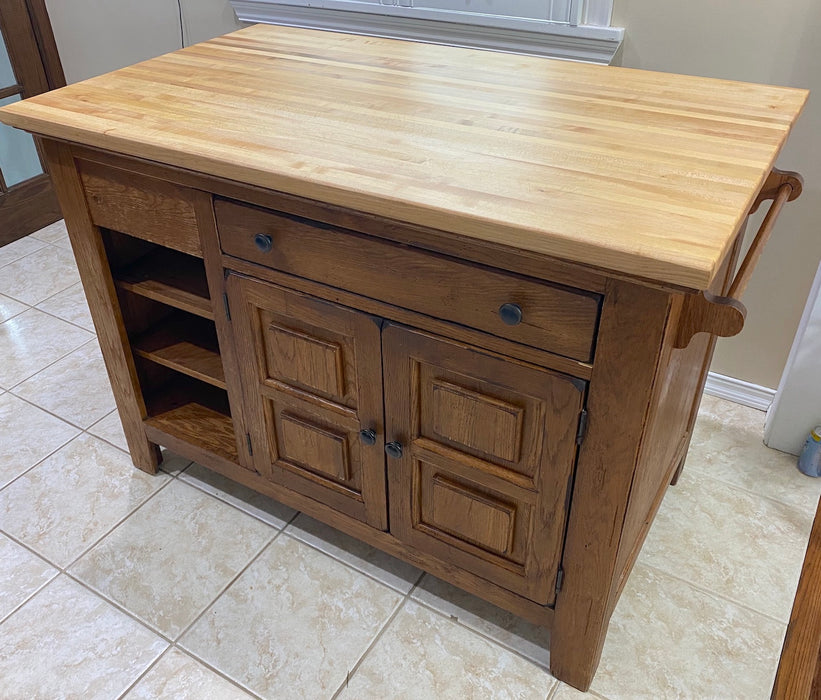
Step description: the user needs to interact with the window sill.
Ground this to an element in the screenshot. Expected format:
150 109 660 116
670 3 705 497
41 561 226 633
230 0 624 64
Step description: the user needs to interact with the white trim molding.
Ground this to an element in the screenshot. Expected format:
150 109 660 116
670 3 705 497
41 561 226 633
704 372 776 412
230 1 623 64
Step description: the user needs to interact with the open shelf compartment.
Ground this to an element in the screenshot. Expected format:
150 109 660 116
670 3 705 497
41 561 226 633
115 246 213 320
143 375 238 463
133 312 226 389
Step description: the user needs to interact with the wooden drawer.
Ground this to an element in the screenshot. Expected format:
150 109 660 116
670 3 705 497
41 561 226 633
215 199 600 362
78 159 202 257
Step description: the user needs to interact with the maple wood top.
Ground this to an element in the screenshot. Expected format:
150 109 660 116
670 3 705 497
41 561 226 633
0 25 807 289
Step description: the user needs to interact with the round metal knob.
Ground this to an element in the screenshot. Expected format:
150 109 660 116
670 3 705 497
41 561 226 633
254 233 273 253
498 303 523 326
359 429 377 446
385 441 403 459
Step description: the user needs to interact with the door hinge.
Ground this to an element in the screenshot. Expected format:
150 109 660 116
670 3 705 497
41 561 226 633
245 433 253 456
223 292 231 321
576 408 588 445
555 567 564 593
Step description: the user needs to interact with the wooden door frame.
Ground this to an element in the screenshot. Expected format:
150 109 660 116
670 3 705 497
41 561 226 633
0 0 65 246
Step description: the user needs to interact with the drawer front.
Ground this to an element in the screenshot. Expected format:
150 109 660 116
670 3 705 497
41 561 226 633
216 199 600 362
383 324 585 604
79 159 202 257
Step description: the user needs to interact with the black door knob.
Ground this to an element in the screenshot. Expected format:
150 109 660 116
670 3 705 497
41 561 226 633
498 303 523 326
359 429 377 446
254 233 273 253
385 441 403 459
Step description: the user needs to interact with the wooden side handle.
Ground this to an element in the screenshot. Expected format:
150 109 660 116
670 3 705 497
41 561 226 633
674 168 803 350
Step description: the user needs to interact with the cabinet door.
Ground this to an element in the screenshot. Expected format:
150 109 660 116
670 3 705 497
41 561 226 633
226 274 387 529
383 324 584 604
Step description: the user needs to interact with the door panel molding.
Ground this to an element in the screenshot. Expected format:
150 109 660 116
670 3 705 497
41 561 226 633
0 0 64 244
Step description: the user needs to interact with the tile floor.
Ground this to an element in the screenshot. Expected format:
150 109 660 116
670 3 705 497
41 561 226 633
1 223 819 699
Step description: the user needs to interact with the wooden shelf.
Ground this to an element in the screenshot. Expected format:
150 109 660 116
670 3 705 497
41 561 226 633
116 248 213 320
133 314 225 389
144 378 237 464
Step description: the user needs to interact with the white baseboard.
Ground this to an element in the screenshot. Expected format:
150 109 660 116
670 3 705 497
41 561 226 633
703 372 776 412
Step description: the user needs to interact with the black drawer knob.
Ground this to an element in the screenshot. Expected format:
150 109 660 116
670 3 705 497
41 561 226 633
359 429 377 446
385 441 403 459
254 233 273 253
498 303 523 326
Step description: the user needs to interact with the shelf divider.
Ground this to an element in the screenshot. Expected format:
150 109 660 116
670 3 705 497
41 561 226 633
116 248 214 320
133 313 226 389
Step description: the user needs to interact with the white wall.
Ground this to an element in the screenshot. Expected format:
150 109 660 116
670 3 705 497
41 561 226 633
45 0 242 83
765 265 821 453
612 0 821 391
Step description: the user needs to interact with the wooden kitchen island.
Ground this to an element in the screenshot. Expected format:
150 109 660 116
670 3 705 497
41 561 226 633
0 25 807 690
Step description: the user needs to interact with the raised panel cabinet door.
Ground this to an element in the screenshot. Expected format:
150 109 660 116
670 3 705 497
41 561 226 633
225 273 387 529
383 323 585 604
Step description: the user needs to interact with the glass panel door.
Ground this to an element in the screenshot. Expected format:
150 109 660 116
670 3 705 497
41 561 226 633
0 28 44 192
0 94 44 187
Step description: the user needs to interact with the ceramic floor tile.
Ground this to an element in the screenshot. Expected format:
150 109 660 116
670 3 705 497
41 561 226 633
412 574 551 668
0 234 46 268
0 393 80 488
0 575 167 700
30 219 68 243
0 533 58 621
13 340 116 428
287 513 422 593
0 433 170 567
88 409 129 451
71 480 275 639
159 449 194 476
639 470 812 622
551 682 603 699
590 563 785 700
125 647 256 700
52 234 74 250
686 396 821 512
0 245 81 305
0 293 26 323
35 281 95 332
180 462 297 528
338 600 556 700
0 308 93 388
180 534 402 699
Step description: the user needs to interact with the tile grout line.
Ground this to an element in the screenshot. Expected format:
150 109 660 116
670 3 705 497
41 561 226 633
113 645 174 700
0 567 59 627
176 469 301 531
0 239 50 271
31 304 96 336
279 525 422 596
166 646 266 700
406 589 554 674
681 463 821 516
174 526 288 645
2 331 96 396
0 271 85 322
162 523 282 643
637 560 792 627
173 533 293 697
61 471 186 572
329 572 425 700
9 370 114 432
0 429 80 495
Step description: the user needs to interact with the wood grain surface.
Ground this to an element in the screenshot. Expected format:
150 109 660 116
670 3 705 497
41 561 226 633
773 495 821 699
0 25 807 289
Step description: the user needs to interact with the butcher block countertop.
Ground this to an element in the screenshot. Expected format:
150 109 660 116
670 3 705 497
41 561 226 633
0 24 807 289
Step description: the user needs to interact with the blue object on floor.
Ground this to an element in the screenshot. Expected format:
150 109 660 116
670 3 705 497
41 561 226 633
798 427 821 477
